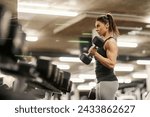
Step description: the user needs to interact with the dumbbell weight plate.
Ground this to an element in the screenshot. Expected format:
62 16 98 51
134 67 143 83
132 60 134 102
53 67 60 86
67 80 72 93
80 53 92 65
36 57 52 79
55 71 63 87
59 71 71 93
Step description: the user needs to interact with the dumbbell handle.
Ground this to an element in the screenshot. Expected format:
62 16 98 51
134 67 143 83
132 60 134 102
87 36 104 56
87 45 97 56
80 36 103 65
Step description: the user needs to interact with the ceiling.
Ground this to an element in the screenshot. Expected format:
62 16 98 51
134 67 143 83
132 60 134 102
1 0 150 89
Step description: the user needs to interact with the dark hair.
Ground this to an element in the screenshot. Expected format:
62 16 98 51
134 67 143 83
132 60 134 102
96 13 120 37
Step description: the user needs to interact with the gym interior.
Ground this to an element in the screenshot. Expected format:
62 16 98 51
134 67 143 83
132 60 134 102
0 0 150 100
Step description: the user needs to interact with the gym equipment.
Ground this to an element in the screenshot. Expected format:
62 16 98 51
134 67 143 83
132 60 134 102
36 57 52 79
7 19 26 55
0 18 26 60
88 87 96 100
80 36 104 65
0 4 74 99
0 4 12 44
58 71 72 93
36 57 72 93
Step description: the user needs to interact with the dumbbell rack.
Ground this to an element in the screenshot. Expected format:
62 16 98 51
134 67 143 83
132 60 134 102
0 61 62 99
27 77 62 94
0 4 72 100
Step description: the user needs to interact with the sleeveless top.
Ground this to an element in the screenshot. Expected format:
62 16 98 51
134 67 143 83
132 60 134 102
95 37 118 83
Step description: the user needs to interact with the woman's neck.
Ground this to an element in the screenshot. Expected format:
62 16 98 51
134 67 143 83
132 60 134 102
104 32 113 40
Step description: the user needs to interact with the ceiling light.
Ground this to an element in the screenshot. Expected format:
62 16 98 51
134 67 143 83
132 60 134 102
18 7 78 17
89 82 96 87
77 85 93 91
59 57 81 62
117 77 132 83
59 57 95 63
67 40 89 43
117 42 138 48
124 79 132 83
118 26 142 31
145 16 150 23
57 64 70 70
18 2 49 7
136 60 150 65
128 30 140 35
132 73 148 79
146 25 150 28
114 64 134 72
70 78 85 83
26 36 38 42
118 79 132 83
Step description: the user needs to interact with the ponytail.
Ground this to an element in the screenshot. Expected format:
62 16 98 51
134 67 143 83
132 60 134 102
96 13 120 37
106 13 120 37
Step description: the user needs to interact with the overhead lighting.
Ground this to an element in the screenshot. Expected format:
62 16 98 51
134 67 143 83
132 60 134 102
18 1 78 17
18 2 49 7
118 26 142 31
59 57 95 63
114 63 134 72
128 30 140 35
26 36 38 42
57 64 70 70
70 78 85 83
18 7 78 17
118 78 132 83
132 73 148 79
82 32 92 36
136 60 150 65
146 24 150 28
79 74 96 80
59 57 81 62
144 16 150 23
89 82 96 87
67 40 89 43
117 42 138 48
77 85 93 91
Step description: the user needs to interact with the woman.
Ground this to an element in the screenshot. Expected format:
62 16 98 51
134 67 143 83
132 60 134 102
88 13 120 100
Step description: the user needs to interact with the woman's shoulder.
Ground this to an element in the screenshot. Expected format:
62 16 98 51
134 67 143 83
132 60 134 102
104 37 117 49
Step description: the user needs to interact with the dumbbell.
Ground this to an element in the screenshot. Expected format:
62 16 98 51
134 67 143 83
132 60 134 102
58 71 72 93
36 56 52 79
80 36 104 65
18 61 37 78
0 4 12 45
53 70 63 87
37 58 60 87
36 57 72 93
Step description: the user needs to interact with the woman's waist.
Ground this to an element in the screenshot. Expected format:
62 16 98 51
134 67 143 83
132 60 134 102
95 71 115 77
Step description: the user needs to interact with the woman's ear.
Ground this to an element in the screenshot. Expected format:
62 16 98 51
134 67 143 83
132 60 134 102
106 23 109 29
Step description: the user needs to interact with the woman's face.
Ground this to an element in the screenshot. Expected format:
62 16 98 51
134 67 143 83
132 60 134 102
95 21 108 36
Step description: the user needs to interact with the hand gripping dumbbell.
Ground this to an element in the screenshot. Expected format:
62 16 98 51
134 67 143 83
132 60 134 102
79 36 104 65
